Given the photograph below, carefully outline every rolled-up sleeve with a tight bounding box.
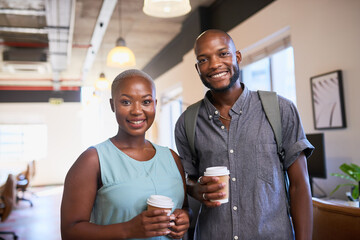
[280,96,314,169]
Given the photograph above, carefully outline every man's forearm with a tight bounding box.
[290,182,313,240]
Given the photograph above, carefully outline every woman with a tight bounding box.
[61,69,190,239]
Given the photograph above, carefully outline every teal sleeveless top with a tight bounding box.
[90,139,184,240]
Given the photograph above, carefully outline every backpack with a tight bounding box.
[183,90,292,231]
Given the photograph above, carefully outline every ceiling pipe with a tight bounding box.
[0,41,91,48]
[0,26,48,34]
[0,9,46,16]
[0,77,81,83]
[81,0,117,83]
[0,41,49,48]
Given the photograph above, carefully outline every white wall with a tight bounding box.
[0,103,81,185]
[0,91,117,186]
[155,0,360,199]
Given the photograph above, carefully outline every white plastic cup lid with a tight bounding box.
[147,195,174,209]
[204,166,230,176]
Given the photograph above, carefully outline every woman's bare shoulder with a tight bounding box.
[66,147,100,179]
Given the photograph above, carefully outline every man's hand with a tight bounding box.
[192,176,226,208]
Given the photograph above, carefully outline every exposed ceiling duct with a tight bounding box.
[45,0,75,90]
[0,0,48,78]
[0,0,75,90]
[0,0,217,90]
[0,0,115,89]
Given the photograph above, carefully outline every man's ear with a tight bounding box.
[110,98,115,112]
[195,63,201,76]
[236,50,242,65]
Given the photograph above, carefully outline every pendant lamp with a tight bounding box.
[95,72,110,90]
[107,37,136,67]
[107,0,136,67]
[143,0,191,18]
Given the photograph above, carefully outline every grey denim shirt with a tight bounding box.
[175,84,314,240]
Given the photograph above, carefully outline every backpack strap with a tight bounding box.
[184,100,202,165]
[258,90,292,232]
[257,90,285,160]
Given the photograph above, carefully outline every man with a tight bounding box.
[175,29,314,240]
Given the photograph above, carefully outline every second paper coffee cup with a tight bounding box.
[147,195,174,213]
[204,166,230,204]
[147,195,174,232]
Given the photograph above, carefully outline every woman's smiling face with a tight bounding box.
[110,75,156,137]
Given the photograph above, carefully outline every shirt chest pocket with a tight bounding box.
[256,144,278,185]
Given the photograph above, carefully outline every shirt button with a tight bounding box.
[233,206,238,211]
[234,236,239,240]
[230,149,234,153]
[214,110,219,115]
[232,177,236,182]
[221,126,225,130]
[209,115,213,119]
[239,110,243,114]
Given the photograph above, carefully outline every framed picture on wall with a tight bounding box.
[310,70,346,130]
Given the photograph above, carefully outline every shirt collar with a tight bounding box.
[203,82,250,118]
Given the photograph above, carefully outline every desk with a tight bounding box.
[321,197,360,208]
[312,197,360,240]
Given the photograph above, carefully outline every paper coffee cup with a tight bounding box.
[147,195,174,232]
[204,166,230,204]
[147,195,174,213]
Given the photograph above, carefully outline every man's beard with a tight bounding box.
[200,65,240,92]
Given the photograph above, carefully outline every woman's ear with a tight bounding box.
[110,98,115,112]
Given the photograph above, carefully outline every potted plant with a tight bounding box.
[330,163,360,206]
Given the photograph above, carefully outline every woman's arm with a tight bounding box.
[169,149,190,239]
[288,152,313,240]
[61,148,174,240]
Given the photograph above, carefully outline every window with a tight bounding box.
[242,57,271,91]
[157,87,182,151]
[240,30,296,104]
[0,124,47,161]
[271,47,296,103]
[241,46,296,104]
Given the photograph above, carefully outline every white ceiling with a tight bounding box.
[0,0,215,89]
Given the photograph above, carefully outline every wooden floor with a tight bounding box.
[0,186,63,240]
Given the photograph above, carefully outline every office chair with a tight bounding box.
[16,160,36,207]
[0,174,18,240]
[312,197,360,240]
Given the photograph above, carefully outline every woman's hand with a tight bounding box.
[168,208,190,239]
[125,209,176,239]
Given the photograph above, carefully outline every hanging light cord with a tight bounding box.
[119,0,122,38]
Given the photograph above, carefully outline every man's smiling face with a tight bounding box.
[194,30,241,92]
